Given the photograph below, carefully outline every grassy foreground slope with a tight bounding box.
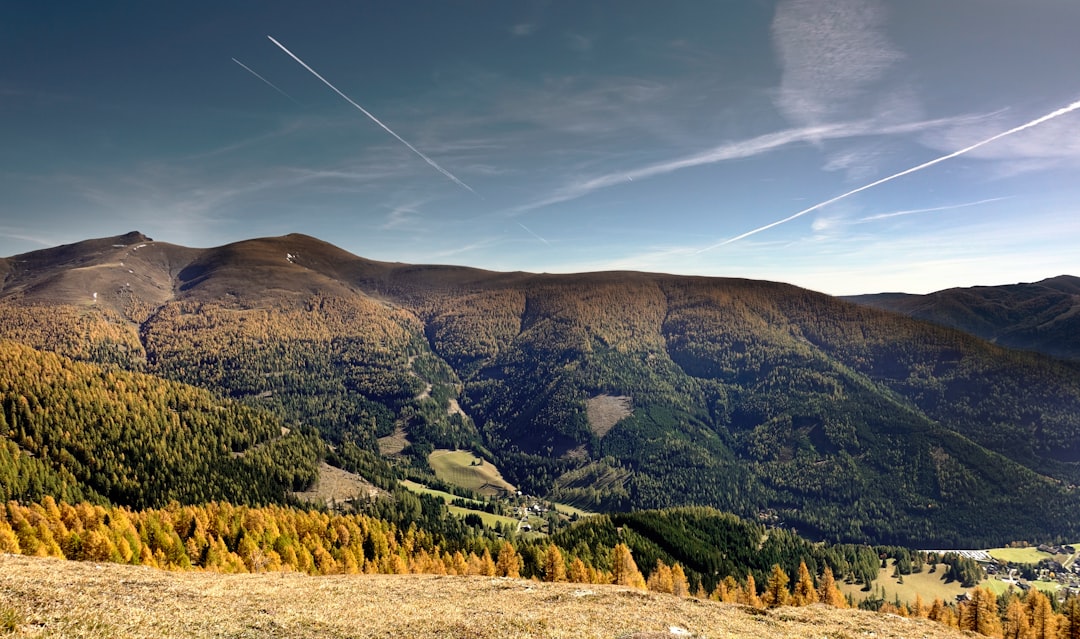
[0,554,966,639]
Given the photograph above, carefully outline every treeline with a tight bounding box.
[10,496,1076,638]
[0,340,319,508]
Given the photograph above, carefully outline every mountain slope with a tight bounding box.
[845,276,1080,361]
[0,554,968,639]
[4,233,1080,546]
[0,340,319,507]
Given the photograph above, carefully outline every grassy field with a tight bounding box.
[551,502,594,518]
[983,578,1060,596]
[987,547,1056,564]
[839,563,968,606]
[0,554,971,639]
[400,480,520,530]
[428,449,516,496]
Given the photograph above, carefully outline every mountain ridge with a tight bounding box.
[4,231,1080,546]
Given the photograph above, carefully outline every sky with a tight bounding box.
[2,1,1080,295]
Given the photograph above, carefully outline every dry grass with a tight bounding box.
[839,563,967,606]
[585,394,632,438]
[0,554,970,639]
[376,425,410,456]
[292,461,380,506]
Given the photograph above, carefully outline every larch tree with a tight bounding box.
[647,559,674,594]
[495,542,521,578]
[1026,589,1056,639]
[610,543,646,589]
[743,573,762,609]
[763,564,791,608]
[817,566,846,608]
[543,544,566,582]
[1002,598,1032,639]
[1060,597,1080,639]
[959,587,1003,638]
[792,560,818,606]
[671,563,690,597]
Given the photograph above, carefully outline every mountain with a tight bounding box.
[845,276,1080,361]
[4,232,1080,547]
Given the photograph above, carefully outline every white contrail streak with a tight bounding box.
[232,58,299,104]
[701,98,1080,252]
[517,222,550,245]
[267,35,476,194]
[859,196,1009,222]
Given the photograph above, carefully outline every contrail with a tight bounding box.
[859,196,1009,222]
[267,35,476,194]
[232,58,299,104]
[701,98,1080,251]
[517,222,550,245]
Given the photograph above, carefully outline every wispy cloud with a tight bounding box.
[510,113,984,215]
[511,23,536,37]
[701,98,1080,250]
[926,109,1080,175]
[0,227,56,250]
[772,0,904,130]
[380,198,432,230]
[858,197,1010,222]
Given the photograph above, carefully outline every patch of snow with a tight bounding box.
[668,626,692,636]
[286,252,297,264]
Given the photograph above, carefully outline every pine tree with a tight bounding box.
[479,548,496,576]
[793,560,818,606]
[764,564,791,608]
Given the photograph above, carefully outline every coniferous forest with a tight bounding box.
[4,233,1080,637]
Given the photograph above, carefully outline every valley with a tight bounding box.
[3,232,1080,637]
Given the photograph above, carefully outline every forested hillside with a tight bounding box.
[0,341,319,507]
[846,276,1080,361]
[3,232,1080,546]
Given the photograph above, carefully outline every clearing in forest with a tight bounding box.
[586,394,632,438]
[428,449,516,496]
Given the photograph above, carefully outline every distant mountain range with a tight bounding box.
[3,231,1080,547]
[845,276,1080,362]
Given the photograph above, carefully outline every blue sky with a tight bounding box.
[2,1,1079,294]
